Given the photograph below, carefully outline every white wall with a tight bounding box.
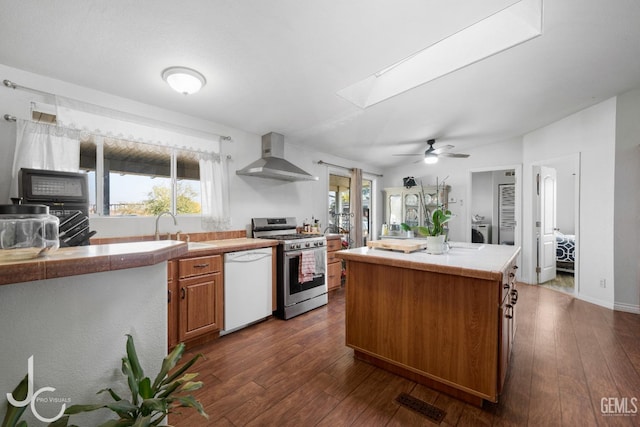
[0,264,166,425]
[614,89,640,313]
[523,98,617,308]
[0,64,381,238]
[471,171,493,224]
[383,137,523,243]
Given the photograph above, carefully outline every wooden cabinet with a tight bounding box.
[341,249,520,405]
[169,255,223,344]
[384,185,450,229]
[326,236,343,291]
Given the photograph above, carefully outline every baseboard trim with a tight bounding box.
[614,302,640,314]
[576,293,614,310]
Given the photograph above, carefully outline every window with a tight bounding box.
[80,138,201,216]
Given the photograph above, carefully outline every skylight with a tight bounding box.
[337,0,543,108]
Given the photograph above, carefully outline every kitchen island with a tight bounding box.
[336,242,520,406]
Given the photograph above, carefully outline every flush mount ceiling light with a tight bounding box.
[162,67,206,95]
[338,0,543,108]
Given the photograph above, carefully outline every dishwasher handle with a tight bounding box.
[226,251,272,263]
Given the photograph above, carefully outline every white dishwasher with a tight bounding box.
[222,248,273,334]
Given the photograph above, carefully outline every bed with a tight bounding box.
[556,232,575,273]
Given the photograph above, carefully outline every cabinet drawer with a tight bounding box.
[327,238,342,252]
[179,255,221,279]
[327,250,341,264]
[327,261,342,291]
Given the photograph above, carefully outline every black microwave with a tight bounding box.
[19,168,89,204]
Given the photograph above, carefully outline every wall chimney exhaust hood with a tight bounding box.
[236,132,318,182]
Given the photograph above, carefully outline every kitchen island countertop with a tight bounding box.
[336,242,519,281]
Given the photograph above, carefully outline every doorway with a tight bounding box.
[534,155,579,294]
[328,173,372,247]
[468,165,521,247]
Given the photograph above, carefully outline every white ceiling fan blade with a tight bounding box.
[392,153,423,156]
[439,152,470,158]
[432,144,455,154]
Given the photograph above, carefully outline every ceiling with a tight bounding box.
[1,1,640,169]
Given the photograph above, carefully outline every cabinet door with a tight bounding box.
[388,193,402,225]
[178,272,222,342]
[404,193,420,227]
[327,261,342,291]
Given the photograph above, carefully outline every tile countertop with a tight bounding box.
[0,238,278,287]
[336,242,520,281]
[178,238,279,258]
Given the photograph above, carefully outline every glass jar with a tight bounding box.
[0,204,59,261]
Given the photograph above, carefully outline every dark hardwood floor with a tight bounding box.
[171,284,640,426]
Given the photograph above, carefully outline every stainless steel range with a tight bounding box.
[252,217,328,319]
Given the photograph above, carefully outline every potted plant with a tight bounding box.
[399,223,414,238]
[63,335,206,426]
[417,209,453,254]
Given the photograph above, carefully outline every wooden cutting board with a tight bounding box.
[367,239,428,253]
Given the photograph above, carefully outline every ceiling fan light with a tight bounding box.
[162,67,206,95]
[424,154,438,164]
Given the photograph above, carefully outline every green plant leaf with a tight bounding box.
[156,381,181,400]
[97,388,123,402]
[140,398,167,415]
[131,415,152,427]
[125,335,145,382]
[121,358,139,406]
[151,343,185,391]
[47,415,75,427]
[179,381,204,393]
[1,374,28,427]
[416,226,430,236]
[138,378,152,400]
[173,396,208,419]
[64,404,108,414]
[97,419,134,427]
[160,373,198,390]
[161,353,203,388]
[15,422,26,427]
[105,400,138,416]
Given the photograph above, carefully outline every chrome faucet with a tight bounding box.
[155,211,178,240]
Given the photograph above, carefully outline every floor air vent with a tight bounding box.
[395,392,446,423]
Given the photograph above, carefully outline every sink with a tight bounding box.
[187,242,217,250]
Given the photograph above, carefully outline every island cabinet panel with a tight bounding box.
[345,260,502,404]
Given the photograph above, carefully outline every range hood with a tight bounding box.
[236,132,318,182]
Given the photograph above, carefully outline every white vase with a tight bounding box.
[426,235,448,254]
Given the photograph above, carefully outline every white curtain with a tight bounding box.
[200,148,231,231]
[350,168,364,247]
[55,97,217,153]
[10,119,81,198]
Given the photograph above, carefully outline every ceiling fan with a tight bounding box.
[393,139,470,164]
